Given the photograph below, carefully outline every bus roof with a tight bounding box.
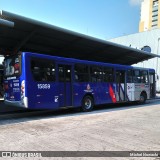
[0,10,159,65]
[24,52,155,71]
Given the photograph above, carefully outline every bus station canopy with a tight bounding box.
[0,10,159,65]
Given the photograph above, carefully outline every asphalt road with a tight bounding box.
[0,100,159,160]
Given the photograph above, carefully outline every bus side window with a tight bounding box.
[44,67,56,81]
[127,70,133,83]
[32,67,42,81]
[74,64,89,82]
[140,70,148,83]
[31,59,55,82]
[133,70,140,83]
[103,67,114,82]
[58,66,64,82]
[90,66,103,82]
[65,66,71,82]
[150,75,154,84]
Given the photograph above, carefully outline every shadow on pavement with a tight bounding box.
[0,99,160,126]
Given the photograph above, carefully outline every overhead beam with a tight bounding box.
[0,18,14,28]
[14,30,36,53]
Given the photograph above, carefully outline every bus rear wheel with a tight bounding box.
[81,96,94,112]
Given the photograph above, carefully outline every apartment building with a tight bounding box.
[139,0,160,32]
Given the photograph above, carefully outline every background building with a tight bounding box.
[139,0,160,32]
[109,29,160,91]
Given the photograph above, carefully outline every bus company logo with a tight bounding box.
[84,84,93,92]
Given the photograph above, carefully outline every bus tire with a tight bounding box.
[139,92,147,104]
[81,95,94,112]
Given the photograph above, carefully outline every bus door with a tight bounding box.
[116,70,127,101]
[149,71,156,98]
[58,64,73,107]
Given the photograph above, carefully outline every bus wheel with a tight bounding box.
[81,96,94,112]
[139,92,147,104]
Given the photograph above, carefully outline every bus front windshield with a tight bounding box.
[4,55,21,77]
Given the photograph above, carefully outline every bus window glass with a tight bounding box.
[66,66,71,82]
[127,70,133,83]
[90,66,103,82]
[150,75,154,84]
[74,64,89,82]
[31,59,55,82]
[4,55,21,77]
[141,70,148,83]
[116,71,125,83]
[103,67,114,82]
[58,65,71,82]
[133,70,140,83]
[58,66,64,82]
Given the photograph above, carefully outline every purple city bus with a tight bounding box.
[3,52,156,111]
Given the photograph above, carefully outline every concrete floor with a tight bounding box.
[0,100,160,160]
